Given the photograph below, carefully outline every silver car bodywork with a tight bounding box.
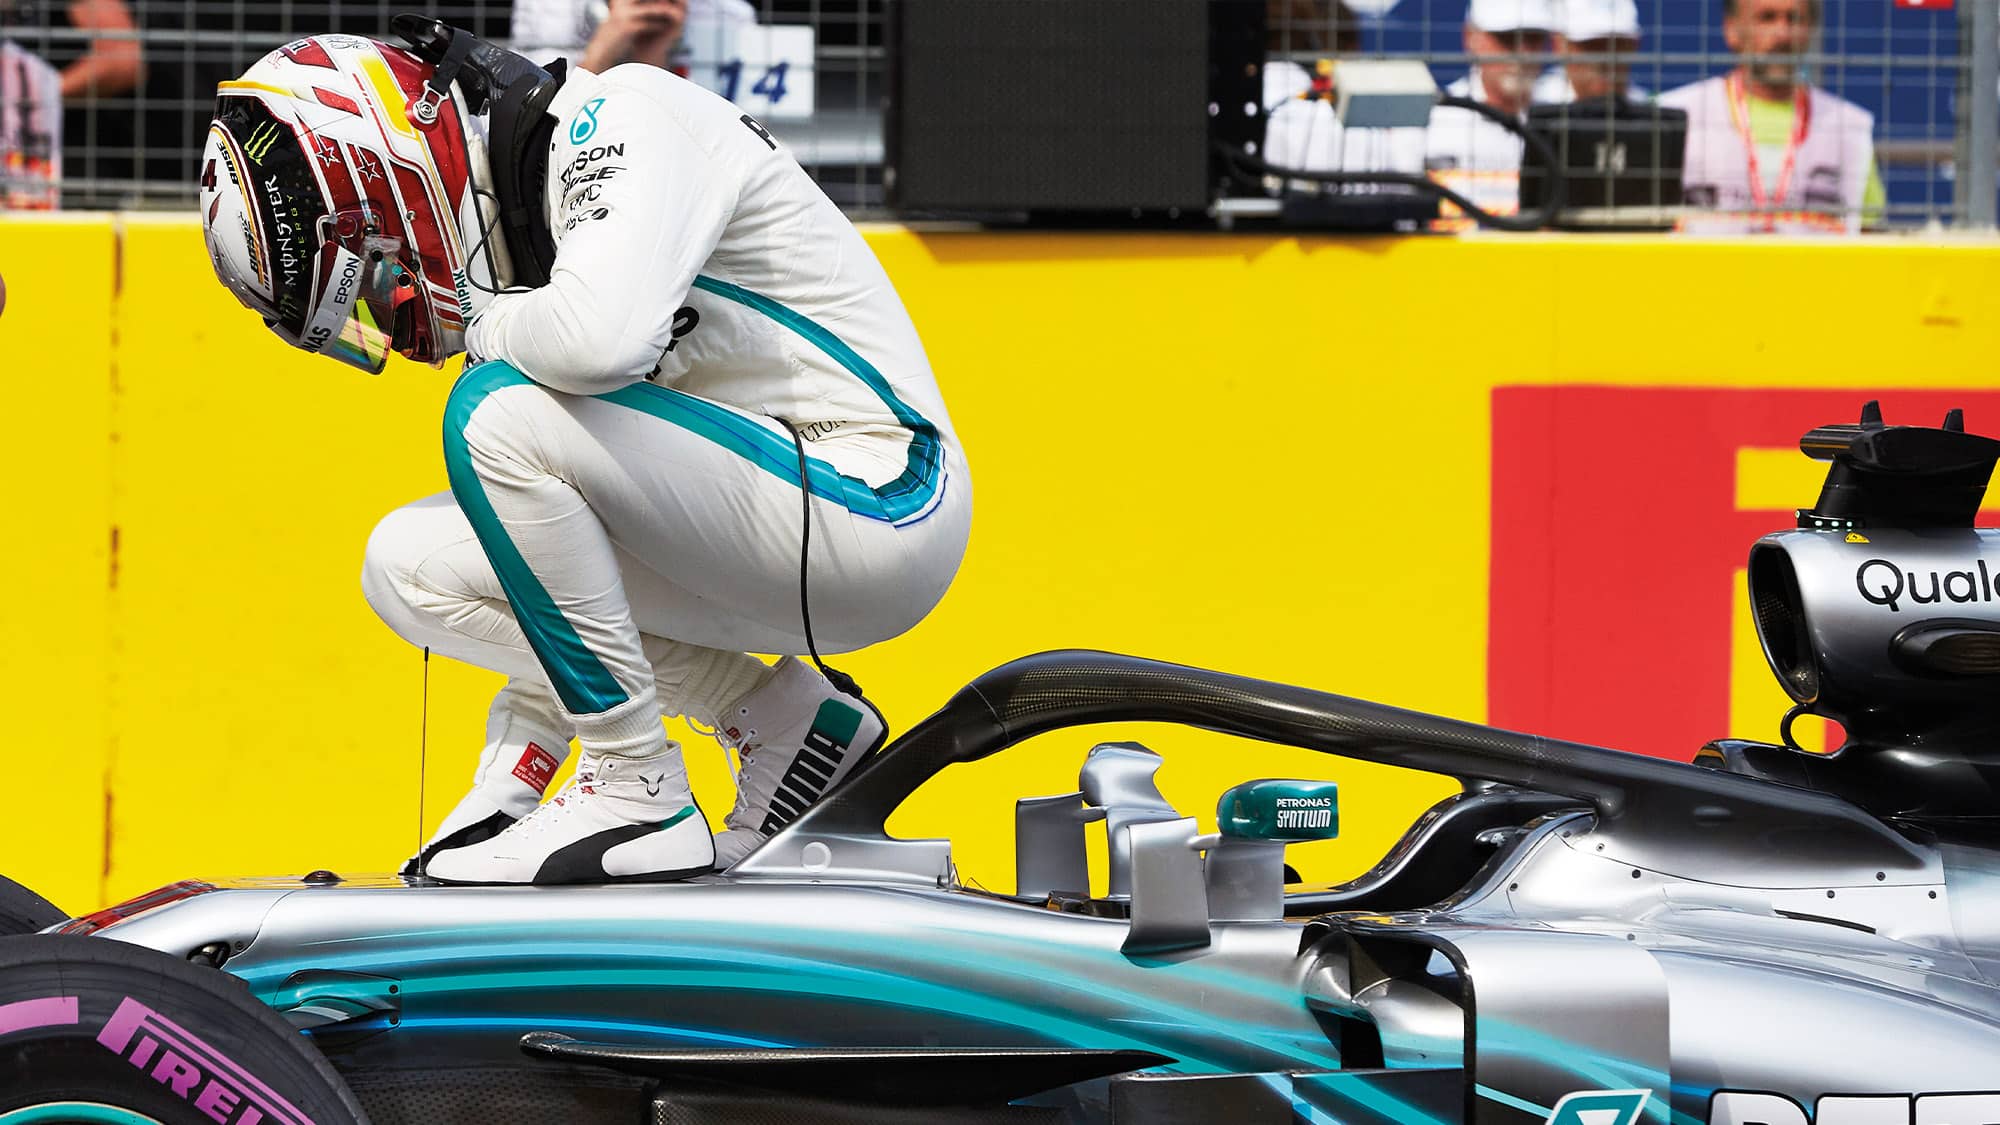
[64,407,2000,1125]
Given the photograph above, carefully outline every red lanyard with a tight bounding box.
[1726,71,1811,227]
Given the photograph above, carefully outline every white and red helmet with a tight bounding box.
[199,35,490,372]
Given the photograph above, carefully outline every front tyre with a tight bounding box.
[0,935,365,1124]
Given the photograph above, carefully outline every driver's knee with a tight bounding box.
[360,496,478,644]
[445,362,573,491]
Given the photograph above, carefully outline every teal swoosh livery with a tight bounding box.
[233,915,1344,1079]
[1478,1019,1673,1123]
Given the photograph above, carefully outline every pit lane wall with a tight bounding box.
[5,214,1998,912]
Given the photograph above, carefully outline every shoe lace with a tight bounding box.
[690,707,760,779]
[509,767,597,838]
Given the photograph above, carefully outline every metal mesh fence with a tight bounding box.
[2,2,509,209]
[0,0,885,211]
[1265,0,1986,231]
[0,0,1989,229]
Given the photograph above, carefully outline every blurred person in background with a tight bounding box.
[1263,0,1425,178]
[0,0,141,99]
[1659,0,1881,233]
[1531,0,1648,105]
[513,0,755,74]
[9,5,516,207]
[1,0,138,205]
[1425,0,1554,222]
[0,33,62,207]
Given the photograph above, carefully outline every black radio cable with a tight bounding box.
[780,418,861,699]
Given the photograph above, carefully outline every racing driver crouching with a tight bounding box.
[195,21,970,883]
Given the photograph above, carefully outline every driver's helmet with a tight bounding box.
[199,35,485,373]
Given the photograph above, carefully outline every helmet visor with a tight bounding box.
[310,294,395,374]
[326,205,432,364]
[294,244,394,374]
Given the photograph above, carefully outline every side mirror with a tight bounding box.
[1218,779,1341,842]
[1207,780,1340,923]
[1122,779,1342,953]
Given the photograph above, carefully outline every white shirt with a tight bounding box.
[0,39,59,209]
[1657,75,1876,234]
[510,0,604,61]
[1424,72,1528,218]
[1529,68,1649,106]
[1425,72,1525,173]
[467,65,961,468]
[1262,61,1426,177]
[510,0,756,69]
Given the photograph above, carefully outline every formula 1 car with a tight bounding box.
[5,403,2000,1125]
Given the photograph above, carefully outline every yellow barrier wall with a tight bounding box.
[2,216,1997,913]
[0,216,112,904]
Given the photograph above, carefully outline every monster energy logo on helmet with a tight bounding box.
[243,121,283,164]
[211,96,320,339]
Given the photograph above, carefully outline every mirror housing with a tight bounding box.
[1126,779,1344,948]
[1201,779,1340,924]
[1218,779,1341,842]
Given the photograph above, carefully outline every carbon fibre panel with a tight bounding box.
[521,1034,1171,1105]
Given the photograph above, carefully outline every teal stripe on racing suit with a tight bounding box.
[443,362,630,716]
[443,288,942,714]
[688,274,944,525]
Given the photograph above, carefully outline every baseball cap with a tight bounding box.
[1466,0,1556,33]
[1559,0,1640,42]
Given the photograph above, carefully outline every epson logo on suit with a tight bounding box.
[559,143,624,188]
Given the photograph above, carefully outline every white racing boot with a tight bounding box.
[712,658,886,867]
[424,745,714,884]
[402,683,572,878]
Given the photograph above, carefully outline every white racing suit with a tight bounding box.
[361,62,971,774]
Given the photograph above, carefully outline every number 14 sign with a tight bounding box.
[684,24,816,121]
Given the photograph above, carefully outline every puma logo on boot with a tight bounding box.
[758,700,864,834]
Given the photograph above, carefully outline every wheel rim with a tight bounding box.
[0,1105,165,1125]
